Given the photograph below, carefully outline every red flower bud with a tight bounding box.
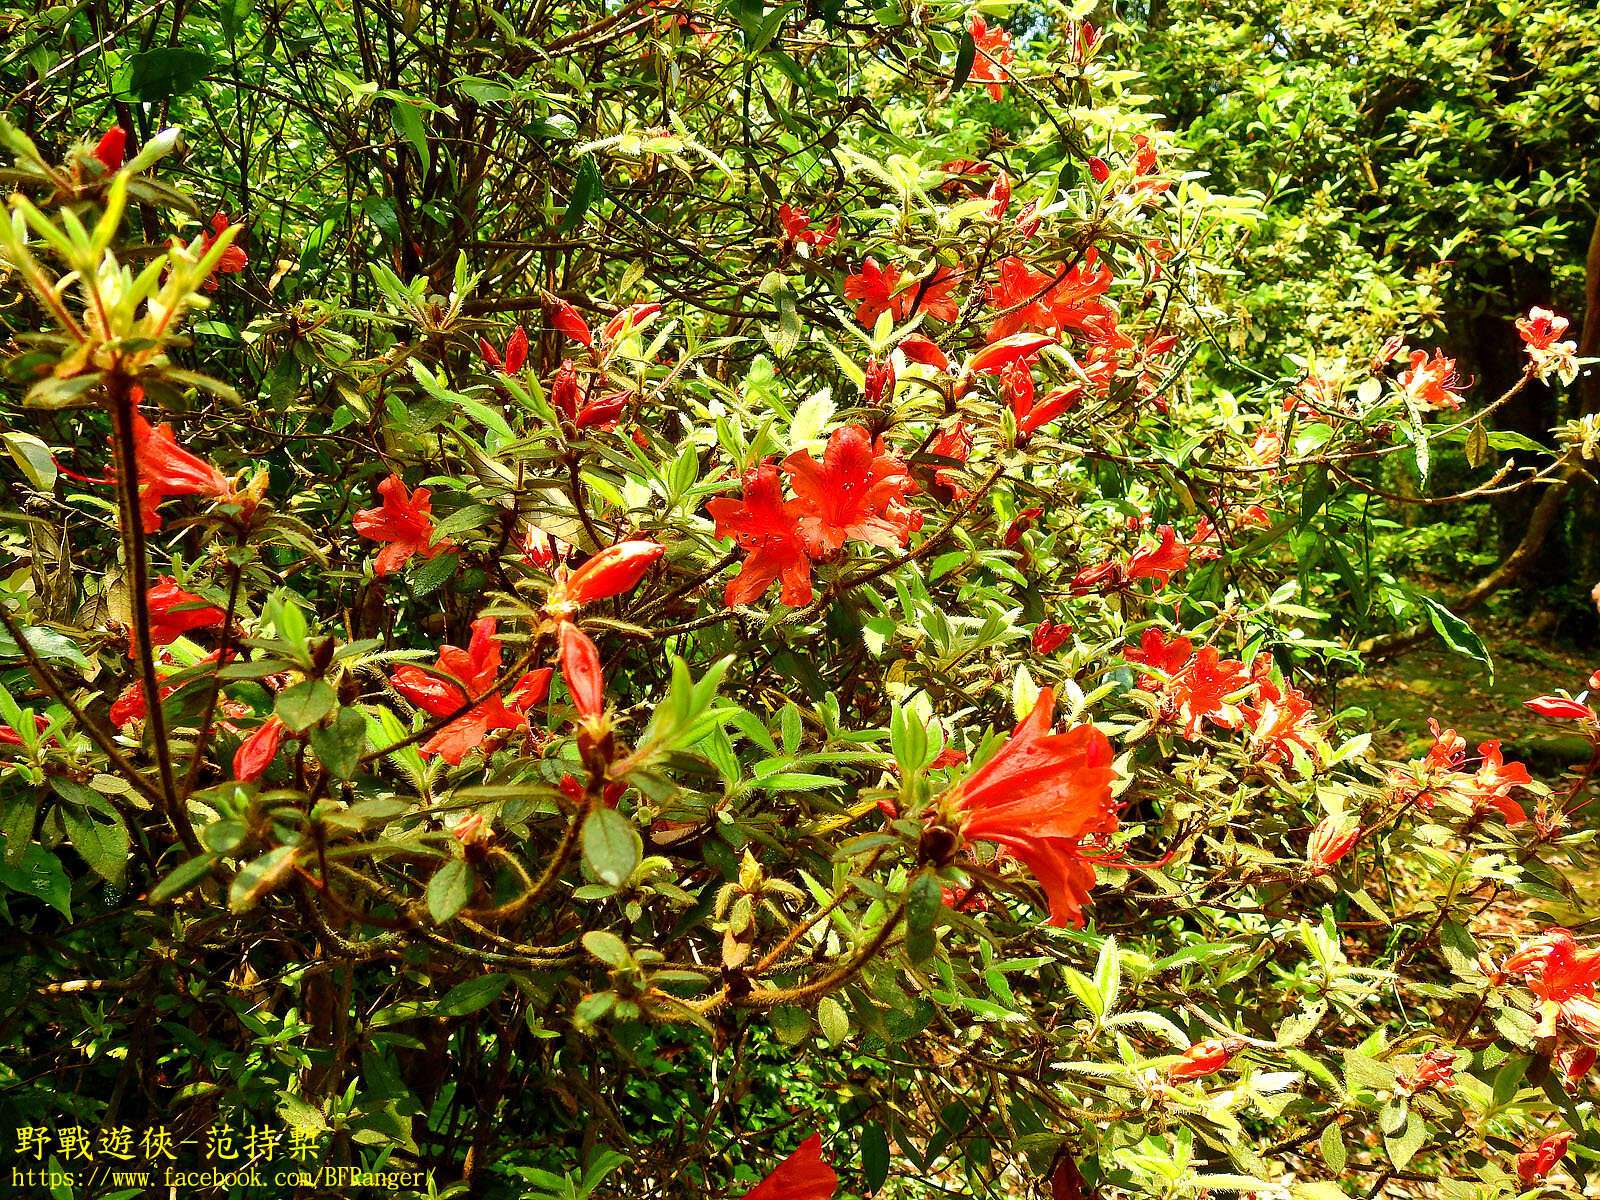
[555,540,665,610]
[504,325,529,375]
[603,302,662,344]
[898,334,951,372]
[558,621,605,719]
[1306,814,1361,873]
[863,357,896,406]
[552,301,594,348]
[1167,1036,1247,1081]
[1524,695,1594,721]
[1557,1045,1595,1090]
[233,717,285,782]
[94,126,128,172]
[1088,156,1110,184]
[478,337,502,370]
[962,332,1058,379]
[550,359,581,420]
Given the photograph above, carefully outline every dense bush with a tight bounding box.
[0,2,1597,1197]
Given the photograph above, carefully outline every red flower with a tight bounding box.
[552,302,594,348]
[1466,741,1532,824]
[1516,1131,1574,1187]
[1128,134,1170,198]
[1517,307,1570,350]
[1122,628,1194,690]
[94,126,127,171]
[1126,524,1189,587]
[234,717,285,782]
[739,1134,836,1200]
[778,205,839,251]
[391,618,550,765]
[783,425,922,554]
[986,171,1011,219]
[707,460,816,607]
[986,251,1113,342]
[140,577,224,655]
[547,540,665,615]
[968,16,1015,102]
[843,259,962,326]
[1397,349,1464,411]
[927,422,973,501]
[198,212,248,290]
[131,414,236,533]
[1525,695,1595,722]
[1397,1048,1458,1096]
[898,334,951,372]
[1032,620,1073,655]
[1244,675,1321,765]
[1166,646,1252,738]
[943,688,1119,928]
[1305,814,1360,874]
[558,621,605,720]
[0,714,52,746]
[353,474,456,577]
[1167,1036,1247,1082]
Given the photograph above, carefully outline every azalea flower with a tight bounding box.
[1126,524,1189,587]
[940,688,1119,928]
[1167,1036,1247,1082]
[843,258,962,326]
[198,212,248,291]
[1515,307,1579,383]
[1128,134,1171,198]
[1396,1048,1457,1096]
[1502,928,1600,1040]
[707,460,816,606]
[390,618,551,765]
[1164,646,1252,738]
[353,474,456,577]
[1122,628,1195,689]
[1244,674,1321,766]
[782,425,922,554]
[139,577,225,656]
[926,421,973,502]
[1397,349,1464,411]
[557,621,605,720]
[1032,620,1072,655]
[131,414,238,532]
[985,251,1113,342]
[778,204,839,252]
[1516,1131,1574,1187]
[739,1134,836,1200]
[968,15,1015,102]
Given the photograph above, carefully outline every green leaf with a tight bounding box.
[582,807,640,887]
[0,625,89,667]
[408,550,460,597]
[113,47,216,102]
[60,803,128,885]
[275,679,336,733]
[436,973,509,1016]
[427,860,473,923]
[1384,1111,1427,1170]
[951,29,976,89]
[818,995,850,1047]
[861,1121,890,1193]
[308,708,367,780]
[4,431,57,489]
[559,158,603,231]
[583,930,632,968]
[0,844,71,918]
[906,870,943,935]
[1416,594,1491,670]
[149,854,216,902]
[1319,1121,1347,1173]
[390,101,431,175]
[229,845,299,912]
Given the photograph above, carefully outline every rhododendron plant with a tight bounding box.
[1,8,1596,1198]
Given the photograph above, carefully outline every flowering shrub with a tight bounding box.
[0,4,1597,1198]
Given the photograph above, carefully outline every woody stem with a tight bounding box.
[108,370,200,854]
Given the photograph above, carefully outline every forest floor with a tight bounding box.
[1335,617,1597,772]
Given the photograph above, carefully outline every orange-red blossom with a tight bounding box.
[937,688,1119,928]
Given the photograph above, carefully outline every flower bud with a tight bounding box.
[1516,1131,1573,1187]
[550,359,580,420]
[558,621,605,720]
[552,301,594,348]
[863,357,896,406]
[1088,156,1110,184]
[234,717,285,783]
[1306,814,1360,874]
[1524,695,1595,722]
[553,540,665,611]
[94,126,128,172]
[1168,1036,1247,1081]
[504,325,529,375]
